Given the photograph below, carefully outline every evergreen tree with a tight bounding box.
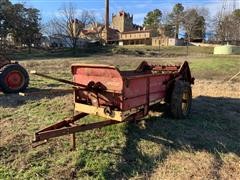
[143,9,162,36]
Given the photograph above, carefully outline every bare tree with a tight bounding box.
[214,13,230,43]
[48,3,95,51]
[182,8,206,42]
[214,9,240,44]
[87,14,105,43]
[232,10,240,43]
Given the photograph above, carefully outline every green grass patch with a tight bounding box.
[189,55,240,80]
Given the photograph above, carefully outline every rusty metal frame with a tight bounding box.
[32,111,144,149]
[30,71,88,88]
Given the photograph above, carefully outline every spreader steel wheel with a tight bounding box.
[0,64,29,93]
[170,80,192,119]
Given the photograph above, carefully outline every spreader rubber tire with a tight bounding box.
[170,80,192,119]
[0,63,29,93]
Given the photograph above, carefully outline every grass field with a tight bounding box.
[1,47,240,179]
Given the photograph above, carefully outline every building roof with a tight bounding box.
[121,30,151,34]
[82,29,98,35]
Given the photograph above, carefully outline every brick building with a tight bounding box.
[69,7,180,46]
[119,30,152,45]
[112,11,134,32]
[108,10,155,45]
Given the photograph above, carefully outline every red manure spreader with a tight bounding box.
[0,55,29,93]
[31,61,194,149]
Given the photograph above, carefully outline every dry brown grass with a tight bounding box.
[193,80,240,98]
[150,80,240,179]
[151,151,240,180]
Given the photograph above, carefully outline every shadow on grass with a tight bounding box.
[102,96,240,178]
[0,88,72,108]
[6,46,114,61]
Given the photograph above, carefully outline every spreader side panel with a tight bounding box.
[71,64,123,93]
[122,74,172,110]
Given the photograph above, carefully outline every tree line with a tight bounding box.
[143,3,240,44]
[214,9,240,44]
[1,0,240,54]
[0,0,41,53]
[143,4,206,41]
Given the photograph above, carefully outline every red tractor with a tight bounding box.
[0,55,29,93]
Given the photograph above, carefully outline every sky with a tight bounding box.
[10,0,240,25]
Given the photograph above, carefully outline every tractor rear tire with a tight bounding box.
[170,80,192,119]
[0,63,29,93]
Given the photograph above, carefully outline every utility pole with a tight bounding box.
[105,0,109,43]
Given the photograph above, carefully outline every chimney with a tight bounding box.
[105,0,109,41]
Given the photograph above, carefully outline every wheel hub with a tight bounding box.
[182,90,190,116]
[4,71,24,89]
